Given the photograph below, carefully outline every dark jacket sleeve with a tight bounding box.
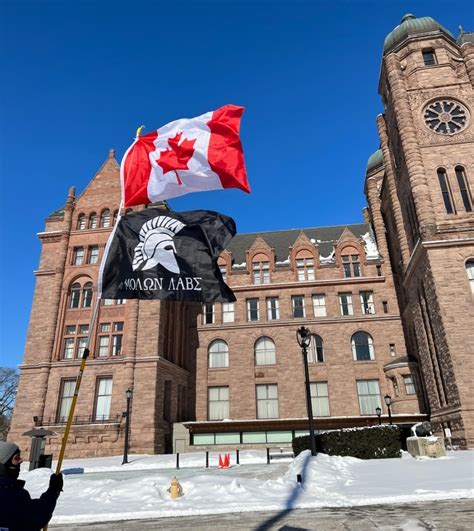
[0,484,60,531]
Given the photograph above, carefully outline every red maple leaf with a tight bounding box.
[157,132,196,177]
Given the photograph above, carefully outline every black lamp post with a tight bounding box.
[375,406,382,425]
[296,326,317,456]
[384,394,392,425]
[122,388,133,465]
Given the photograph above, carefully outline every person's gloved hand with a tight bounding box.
[49,472,63,492]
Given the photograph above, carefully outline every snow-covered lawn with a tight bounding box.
[20,449,474,525]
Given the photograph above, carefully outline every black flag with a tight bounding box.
[99,209,236,302]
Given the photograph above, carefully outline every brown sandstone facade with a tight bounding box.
[9,13,473,456]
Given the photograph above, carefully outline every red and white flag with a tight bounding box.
[122,104,250,207]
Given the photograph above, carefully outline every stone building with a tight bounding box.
[364,14,474,447]
[9,13,474,455]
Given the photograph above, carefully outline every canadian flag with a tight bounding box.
[122,104,250,207]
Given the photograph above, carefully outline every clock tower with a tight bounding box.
[365,15,474,446]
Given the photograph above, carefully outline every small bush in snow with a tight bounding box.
[292,425,401,459]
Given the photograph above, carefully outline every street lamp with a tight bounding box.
[375,406,382,425]
[384,394,392,425]
[296,326,317,456]
[122,388,133,465]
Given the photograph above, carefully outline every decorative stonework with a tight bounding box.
[422,99,469,135]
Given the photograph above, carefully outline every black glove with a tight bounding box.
[49,472,63,492]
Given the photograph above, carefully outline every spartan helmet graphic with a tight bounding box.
[132,216,185,273]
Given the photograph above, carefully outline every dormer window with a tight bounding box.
[422,48,436,66]
[342,254,361,278]
[295,251,315,281]
[252,259,270,284]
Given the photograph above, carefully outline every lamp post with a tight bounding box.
[296,326,317,456]
[384,394,392,425]
[375,406,382,425]
[122,388,133,465]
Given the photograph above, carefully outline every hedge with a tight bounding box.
[292,425,402,459]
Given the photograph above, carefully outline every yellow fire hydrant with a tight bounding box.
[167,477,183,499]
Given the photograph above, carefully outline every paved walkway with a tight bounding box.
[50,499,474,530]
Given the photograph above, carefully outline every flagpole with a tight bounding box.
[42,294,101,531]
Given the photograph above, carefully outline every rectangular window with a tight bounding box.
[312,294,327,317]
[339,292,353,315]
[292,295,305,318]
[403,375,416,395]
[88,245,99,264]
[266,297,280,320]
[112,334,122,356]
[100,323,111,333]
[253,261,270,285]
[63,338,75,359]
[222,302,235,323]
[342,255,360,277]
[94,377,112,420]
[219,264,227,281]
[78,324,89,334]
[310,382,330,417]
[57,379,76,422]
[247,298,260,321]
[256,384,279,419]
[208,386,229,420]
[389,343,396,357]
[357,380,382,416]
[103,298,114,306]
[202,303,214,324]
[382,300,388,314]
[296,258,315,281]
[116,299,126,305]
[360,291,375,315]
[376,265,382,277]
[76,336,87,357]
[73,247,84,265]
[65,325,76,335]
[422,48,436,66]
[98,336,110,357]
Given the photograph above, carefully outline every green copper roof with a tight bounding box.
[384,14,454,54]
[366,149,383,172]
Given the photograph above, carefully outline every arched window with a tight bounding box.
[89,212,98,229]
[82,282,93,308]
[295,250,315,281]
[77,214,86,230]
[208,340,229,368]
[455,166,472,212]
[437,168,455,214]
[351,332,375,361]
[100,209,111,228]
[308,334,324,363]
[69,283,81,308]
[466,260,474,295]
[255,337,276,365]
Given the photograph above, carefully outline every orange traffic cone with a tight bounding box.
[224,453,230,468]
[218,454,224,468]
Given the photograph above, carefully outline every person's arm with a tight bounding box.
[19,474,63,529]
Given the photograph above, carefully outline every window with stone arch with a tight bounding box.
[351,331,375,361]
[77,214,86,230]
[454,166,473,212]
[295,249,315,281]
[67,279,94,309]
[252,253,270,285]
[208,339,229,369]
[89,212,98,229]
[100,209,111,228]
[466,260,474,295]
[341,246,361,278]
[255,336,276,366]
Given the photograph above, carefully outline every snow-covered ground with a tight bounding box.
[19,449,474,525]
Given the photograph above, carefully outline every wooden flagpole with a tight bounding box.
[43,298,100,530]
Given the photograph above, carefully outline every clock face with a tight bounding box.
[423,99,469,135]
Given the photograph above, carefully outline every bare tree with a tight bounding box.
[0,367,19,440]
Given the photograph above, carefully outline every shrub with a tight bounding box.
[292,425,402,459]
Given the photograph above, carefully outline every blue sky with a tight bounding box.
[1,0,472,368]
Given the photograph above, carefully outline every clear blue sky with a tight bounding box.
[1,0,472,368]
